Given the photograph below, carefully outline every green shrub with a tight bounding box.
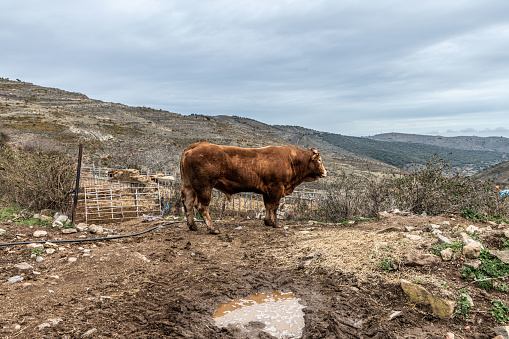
[490,300,509,323]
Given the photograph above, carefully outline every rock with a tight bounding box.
[400,279,455,319]
[493,336,505,339]
[404,226,415,232]
[404,253,440,266]
[7,276,23,283]
[52,220,63,228]
[55,215,68,223]
[234,226,243,230]
[440,248,454,261]
[459,232,474,245]
[33,230,48,238]
[466,225,480,233]
[463,259,482,269]
[378,211,391,218]
[14,262,33,270]
[82,328,98,337]
[437,235,453,245]
[424,224,441,232]
[504,229,509,239]
[76,223,88,232]
[388,311,403,320]
[26,243,44,249]
[0,228,5,234]
[489,250,509,264]
[62,228,77,234]
[463,241,482,259]
[494,326,509,338]
[36,256,44,262]
[446,333,454,339]
[89,224,103,234]
[68,257,78,262]
[46,248,56,255]
[432,229,442,235]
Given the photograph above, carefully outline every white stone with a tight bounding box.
[33,230,48,238]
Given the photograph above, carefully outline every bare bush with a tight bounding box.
[310,156,508,223]
[0,136,75,213]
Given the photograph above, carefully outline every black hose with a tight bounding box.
[0,219,195,247]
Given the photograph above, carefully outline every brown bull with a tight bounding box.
[180,141,327,234]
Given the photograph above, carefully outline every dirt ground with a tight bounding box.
[1,212,508,338]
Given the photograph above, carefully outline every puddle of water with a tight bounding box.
[212,291,305,338]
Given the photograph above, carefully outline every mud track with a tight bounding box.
[0,215,504,338]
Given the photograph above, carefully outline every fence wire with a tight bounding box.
[78,166,327,223]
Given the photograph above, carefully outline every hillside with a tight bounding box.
[474,161,509,189]
[1,78,506,178]
[370,132,509,153]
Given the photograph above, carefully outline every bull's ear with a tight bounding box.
[310,148,320,160]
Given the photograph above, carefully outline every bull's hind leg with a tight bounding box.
[181,186,198,231]
[263,196,281,228]
[196,188,220,234]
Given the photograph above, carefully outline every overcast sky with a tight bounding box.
[2,0,509,137]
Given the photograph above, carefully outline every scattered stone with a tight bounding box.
[62,228,77,234]
[404,226,415,232]
[26,243,44,249]
[44,242,57,247]
[400,279,455,319]
[490,250,509,264]
[459,232,475,246]
[440,248,454,261]
[68,257,78,263]
[37,323,51,331]
[378,211,391,218]
[466,225,480,233]
[14,262,33,270]
[33,230,48,238]
[424,224,441,232]
[437,235,453,245]
[494,326,509,338]
[463,241,482,259]
[432,229,442,235]
[89,224,103,234]
[7,276,23,283]
[404,253,440,266]
[82,328,98,337]
[76,223,88,232]
[0,228,5,234]
[504,229,509,239]
[46,248,56,255]
[463,259,482,270]
[446,333,455,339]
[36,256,44,263]
[55,215,69,223]
[388,311,403,321]
[1,323,21,333]
[52,220,64,228]
[234,226,243,230]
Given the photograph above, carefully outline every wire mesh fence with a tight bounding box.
[77,166,327,223]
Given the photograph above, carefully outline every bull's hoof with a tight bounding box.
[264,219,276,227]
[209,229,220,235]
[272,224,282,228]
[188,224,198,231]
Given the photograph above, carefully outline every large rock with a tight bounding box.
[463,241,482,259]
[33,230,48,238]
[489,250,509,264]
[404,253,440,266]
[400,279,455,319]
[494,326,509,338]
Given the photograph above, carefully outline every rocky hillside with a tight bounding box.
[1,78,506,178]
[474,161,509,189]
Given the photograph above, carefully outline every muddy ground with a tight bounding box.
[1,212,508,338]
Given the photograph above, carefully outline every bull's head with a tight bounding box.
[305,148,327,181]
